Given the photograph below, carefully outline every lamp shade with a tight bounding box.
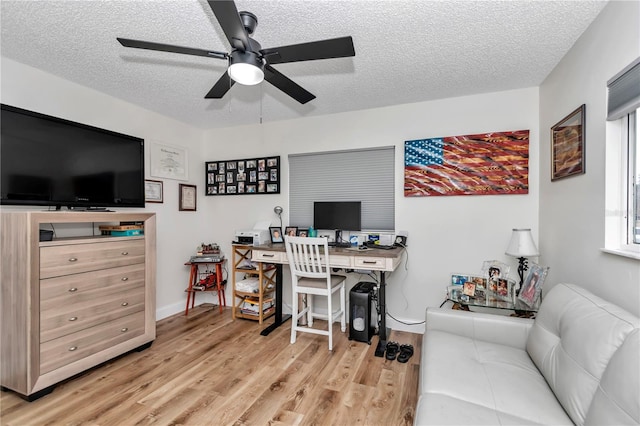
[505,228,539,257]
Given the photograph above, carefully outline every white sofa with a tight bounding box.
[415,283,639,425]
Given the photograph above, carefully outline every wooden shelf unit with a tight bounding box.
[0,211,156,400]
[231,244,276,324]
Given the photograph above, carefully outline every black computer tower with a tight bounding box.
[349,281,376,344]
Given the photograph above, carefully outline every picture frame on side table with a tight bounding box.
[518,264,549,307]
[144,179,163,203]
[551,104,586,181]
[179,184,197,211]
[270,227,284,243]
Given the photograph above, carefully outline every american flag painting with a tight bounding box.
[404,130,529,197]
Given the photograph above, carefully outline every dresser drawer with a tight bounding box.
[41,263,145,304]
[252,250,285,263]
[41,286,145,343]
[40,239,145,279]
[40,312,145,374]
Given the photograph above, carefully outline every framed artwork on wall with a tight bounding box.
[150,141,188,181]
[144,179,163,203]
[179,184,197,211]
[551,104,586,181]
[205,156,280,196]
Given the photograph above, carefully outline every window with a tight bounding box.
[605,58,640,257]
[289,146,395,230]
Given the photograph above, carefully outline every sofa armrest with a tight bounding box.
[426,307,534,350]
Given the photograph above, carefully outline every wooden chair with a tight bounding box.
[284,235,346,350]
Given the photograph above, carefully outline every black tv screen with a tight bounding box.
[1,104,145,209]
[313,201,361,231]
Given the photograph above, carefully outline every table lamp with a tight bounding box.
[505,228,539,294]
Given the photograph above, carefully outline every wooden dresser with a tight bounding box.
[0,211,156,400]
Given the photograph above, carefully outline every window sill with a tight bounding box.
[601,247,640,260]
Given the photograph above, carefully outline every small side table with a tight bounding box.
[442,293,538,318]
[184,259,226,315]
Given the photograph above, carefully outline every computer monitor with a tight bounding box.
[313,201,361,245]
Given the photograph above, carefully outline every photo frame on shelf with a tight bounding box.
[297,228,308,237]
[518,264,549,307]
[144,179,163,203]
[284,226,298,237]
[270,227,284,243]
[205,156,280,196]
[551,104,586,181]
[179,184,197,211]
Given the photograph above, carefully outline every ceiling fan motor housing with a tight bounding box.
[239,11,258,35]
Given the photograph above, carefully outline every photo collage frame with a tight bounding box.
[205,156,280,196]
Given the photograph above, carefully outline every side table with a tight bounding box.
[184,259,226,315]
[443,293,538,318]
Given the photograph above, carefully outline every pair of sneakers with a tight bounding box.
[385,341,414,363]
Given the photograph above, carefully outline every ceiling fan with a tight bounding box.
[117,0,355,104]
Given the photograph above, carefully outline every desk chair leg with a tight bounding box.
[290,289,299,345]
[340,286,346,332]
[307,294,314,327]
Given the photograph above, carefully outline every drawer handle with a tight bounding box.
[68,287,78,292]
[121,302,129,307]
[121,277,129,281]
[68,316,78,322]
[68,346,78,352]
[68,257,78,262]
[362,261,377,264]
[121,251,129,256]
[121,327,128,333]
[262,254,275,258]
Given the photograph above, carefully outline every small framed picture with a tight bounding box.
[451,274,470,286]
[297,228,308,237]
[285,226,298,237]
[144,179,163,203]
[551,104,586,181]
[179,184,197,211]
[518,264,549,307]
[463,282,476,297]
[270,226,284,243]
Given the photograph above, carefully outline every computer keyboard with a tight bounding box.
[364,242,396,250]
[329,242,352,248]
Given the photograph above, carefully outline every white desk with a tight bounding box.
[251,243,403,357]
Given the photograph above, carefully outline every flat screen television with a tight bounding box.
[314,201,361,245]
[1,104,145,209]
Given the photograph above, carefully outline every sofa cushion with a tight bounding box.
[415,393,566,425]
[585,328,640,425]
[421,329,573,424]
[526,283,639,425]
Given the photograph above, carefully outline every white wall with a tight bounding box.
[0,57,218,319]
[203,88,540,332]
[539,0,640,316]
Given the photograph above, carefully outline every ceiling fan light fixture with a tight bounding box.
[228,50,264,85]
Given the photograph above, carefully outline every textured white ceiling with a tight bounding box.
[1,0,607,130]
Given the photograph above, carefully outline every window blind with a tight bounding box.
[607,57,640,121]
[289,146,395,230]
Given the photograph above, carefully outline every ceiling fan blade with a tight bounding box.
[204,72,235,99]
[264,64,315,104]
[261,36,355,65]
[117,38,227,59]
[207,0,251,51]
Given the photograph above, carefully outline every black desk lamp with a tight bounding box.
[505,228,539,295]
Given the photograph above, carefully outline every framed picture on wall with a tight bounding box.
[551,104,586,181]
[144,179,163,203]
[179,184,197,211]
[205,156,280,196]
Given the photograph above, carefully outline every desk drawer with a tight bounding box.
[354,256,387,270]
[252,250,285,263]
[319,255,351,268]
[40,312,145,374]
[40,239,145,279]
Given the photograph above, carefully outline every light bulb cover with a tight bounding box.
[228,50,264,86]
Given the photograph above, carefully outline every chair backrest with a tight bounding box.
[284,236,331,281]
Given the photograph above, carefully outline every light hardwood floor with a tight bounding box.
[1,305,422,425]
